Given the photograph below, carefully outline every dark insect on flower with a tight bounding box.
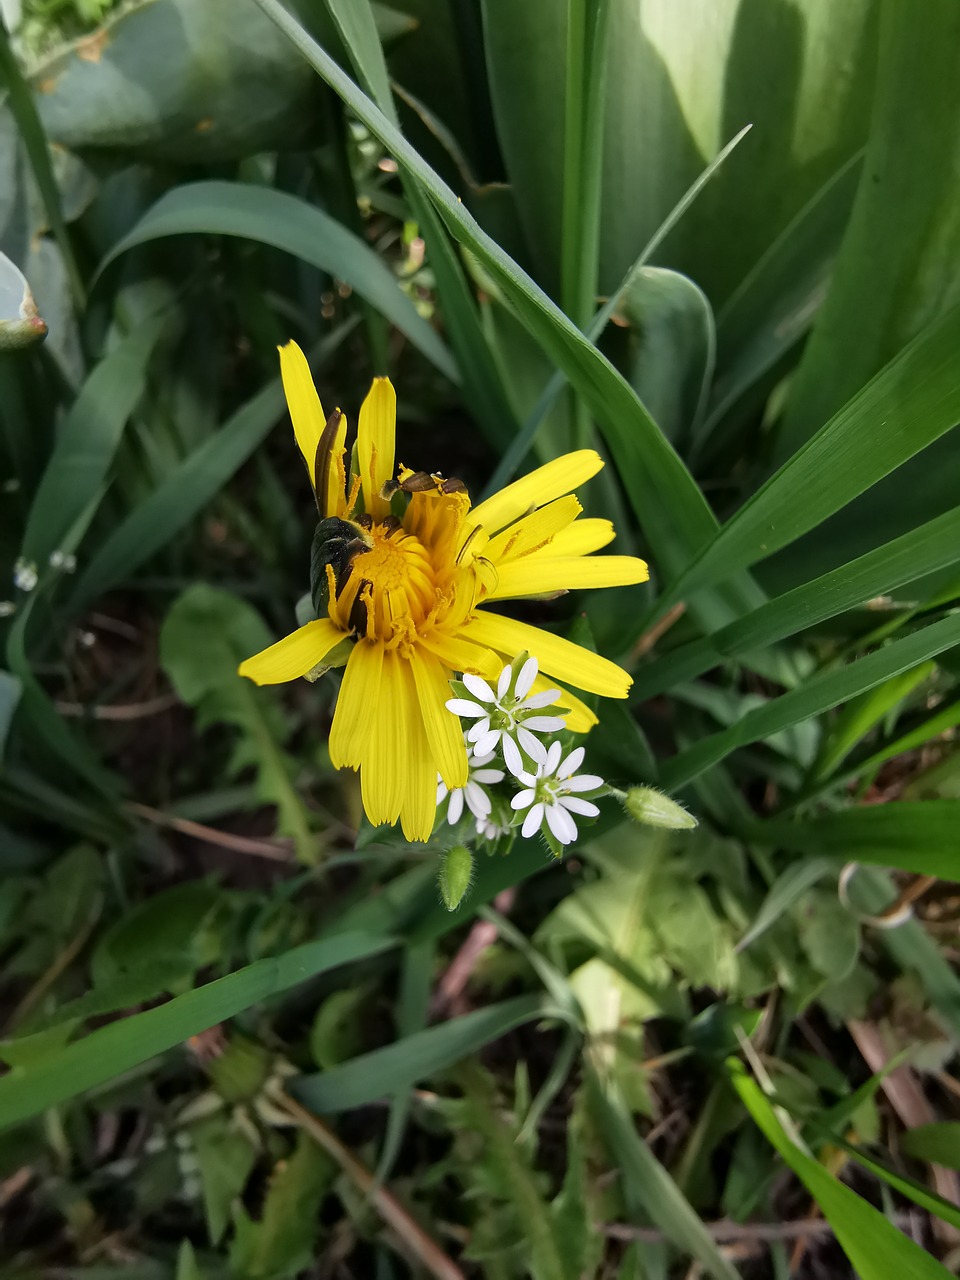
[309,516,371,617]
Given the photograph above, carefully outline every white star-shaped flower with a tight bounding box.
[445,657,565,775]
[436,739,505,826]
[510,742,603,846]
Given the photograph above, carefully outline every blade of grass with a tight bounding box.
[749,802,960,880]
[659,612,960,789]
[0,930,396,1132]
[322,0,520,449]
[730,1060,954,1279]
[98,182,457,384]
[651,302,960,620]
[632,503,960,699]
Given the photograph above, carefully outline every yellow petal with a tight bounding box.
[358,377,396,521]
[323,411,349,519]
[528,672,598,733]
[418,630,500,680]
[469,450,603,535]
[466,611,631,699]
[361,649,405,826]
[409,648,468,789]
[238,618,346,685]
[279,341,325,484]
[485,495,582,564]
[488,554,649,601]
[397,659,438,841]
[543,518,615,557]
[329,641,382,768]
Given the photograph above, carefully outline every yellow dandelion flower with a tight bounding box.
[239,341,649,842]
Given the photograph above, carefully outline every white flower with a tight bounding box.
[13,557,37,592]
[510,742,604,847]
[436,738,505,826]
[445,657,565,776]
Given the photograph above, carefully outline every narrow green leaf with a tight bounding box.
[0,930,395,1132]
[292,992,560,1113]
[660,613,960,789]
[585,1069,740,1280]
[751,802,960,881]
[99,181,458,383]
[736,857,835,953]
[0,669,21,758]
[730,1061,953,1280]
[659,303,960,612]
[633,503,960,700]
[901,1123,960,1172]
[22,315,168,567]
[812,662,935,781]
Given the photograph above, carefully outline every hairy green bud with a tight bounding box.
[438,845,474,911]
[623,787,697,831]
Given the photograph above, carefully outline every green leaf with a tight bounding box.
[159,585,315,860]
[99,180,457,382]
[229,1132,335,1278]
[0,928,395,1132]
[660,612,960,789]
[191,1114,257,1245]
[812,662,935,781]
[292,992,562,1113]
[175,1239,205,1280]
[752,802,960,880]
[736,857,834,953]
[21,313,168,567]
[901,1123,960,1172]
[0,669,21,758]
[633,503,960,700]
[90,881,224,991]
[585,1069,739,1280]
[658,302,960,613]
[731,1061,955,1279]
[778,0,960,460]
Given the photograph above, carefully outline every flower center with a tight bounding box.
[337,521,439,644]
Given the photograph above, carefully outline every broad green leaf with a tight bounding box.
[0,929,395,1132]
[658,303,960,613]
[730,1061,953,1280]
[159,585,316,860]
[752,802,960,881]
[831,1136,960,1232]
[292,992,564,1112]
[633,503,960,699]
[779,0,960,459]
[617,267,714,446]
[660,612,960,789]
[902,1123,960,1172]
[99,181,457,382]
[21,314,168,566]
[191,1114,257,1245]
[68,323,354,612]
[32,0,319,163]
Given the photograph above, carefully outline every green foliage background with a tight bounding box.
[1,0,960,1276]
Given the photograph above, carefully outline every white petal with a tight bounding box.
[465,781,492,819]
[558,746,585,778]
[472,768,505,785]
[447,789,465,824]
[544,741,563,774]
[436,780,448,804]
[469,748,497,766]
[514,656,539,700]
[559,795,600,817]
[472,728,500,757]
[446,698,487,719]
[564,774,604,792]
[523,715,566,734]
[517,727,547,763]
[467,718,493,743]
[545,802,577,845]
[497,663,512,699]
[518,688,560,710]
[501,734,526,777]
[511,787,536,810]
[462,672,497,703]
[521,803,544,839]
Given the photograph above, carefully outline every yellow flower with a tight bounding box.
[239,342,649,841]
